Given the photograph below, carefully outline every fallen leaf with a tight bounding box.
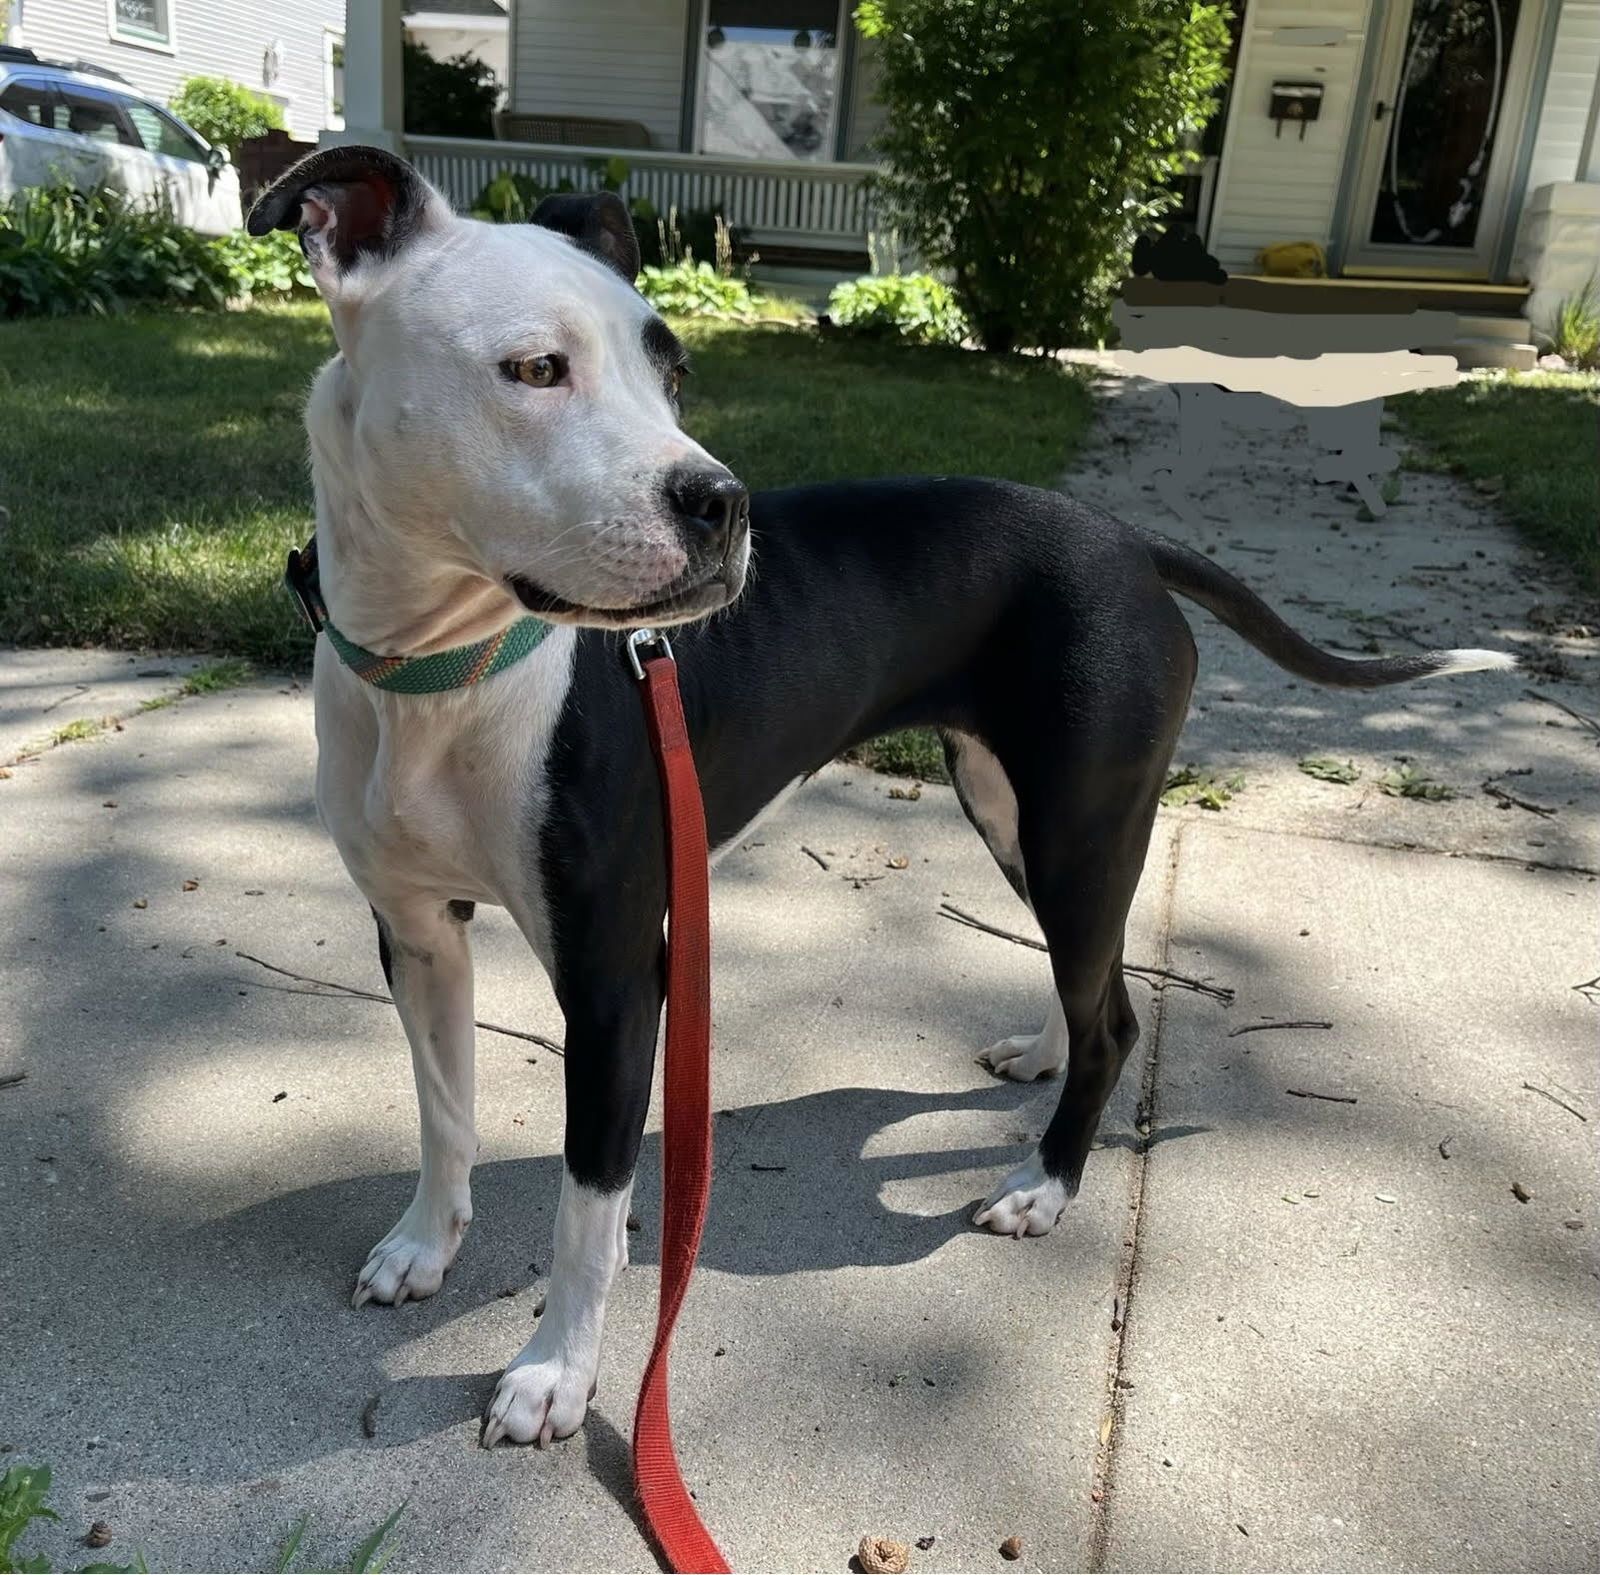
[1375,1193,1397,1204]
[1511,1180,1532,1203]
[1000,1535,1023,1561]
[181,879,199,892]
[1298,755,1360,784]
[1099,1414,1113,1446]
[132,898,147,910]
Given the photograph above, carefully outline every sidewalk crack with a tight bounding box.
[1087,817,1185,1569]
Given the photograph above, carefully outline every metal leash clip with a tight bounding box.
[626,627,675,680]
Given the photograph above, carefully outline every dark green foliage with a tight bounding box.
[0,186,232,317]
[403,40,498,139]
[168,75,284,158]
[0,187,313,319]
[855,0,1233,352]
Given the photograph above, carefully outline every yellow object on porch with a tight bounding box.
[1255,242,1329,278]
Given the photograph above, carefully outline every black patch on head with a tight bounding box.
[246,144,435,274]
[642,316,689,373]
[529,192,641,284]
[447,899,476,923]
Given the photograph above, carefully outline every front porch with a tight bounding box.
[337,0,882,264]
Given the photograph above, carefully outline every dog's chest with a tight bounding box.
[312,635,574,925]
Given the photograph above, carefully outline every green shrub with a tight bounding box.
[403,39,498,138]
[0,187,312,318]
[168,76,283,159]
[0,186,232,317]
[207,229,315,296]
[1548,277,1600,370]
[855,0,1233,352]
[825,273,968,345]
[637,260,753,318]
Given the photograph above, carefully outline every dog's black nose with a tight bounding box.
[666,470,748,556]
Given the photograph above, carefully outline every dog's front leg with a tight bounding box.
[483,970,661,1448]
[354,900,477,1307]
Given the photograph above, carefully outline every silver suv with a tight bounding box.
[0,48,241,235]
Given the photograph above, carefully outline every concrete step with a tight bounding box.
[1418,334,1538,370]
[1451,334,1539,371]
[1456,311,1535,341]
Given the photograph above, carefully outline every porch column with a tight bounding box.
[325,0,405,152]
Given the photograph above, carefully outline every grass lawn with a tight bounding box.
[0,305,1092,685]
[1395,370,1600,590]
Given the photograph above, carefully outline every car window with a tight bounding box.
[121,98,207,163]
[57,83,139,147]
[0,77,67,131]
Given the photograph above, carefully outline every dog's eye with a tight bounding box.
[504,354,566,389]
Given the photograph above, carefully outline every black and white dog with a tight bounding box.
[248,148,1512,1450]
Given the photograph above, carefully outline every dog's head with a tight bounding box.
[249,146,749,629]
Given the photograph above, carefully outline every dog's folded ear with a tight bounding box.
[246,145,445,281]
[529,192,641,285]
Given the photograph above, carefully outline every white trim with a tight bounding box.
[105,0,177,54]
[405,11,508,30]
[324,25,345,133]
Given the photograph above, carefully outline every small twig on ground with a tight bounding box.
[40,684,90,715]
[1572,976,1600,1006]
[0,1070,26,1089]
[1286,1087,1357,1105]
[1228,1020,1333,1038]
[233,951,564,1053]
[1522,1081,1588,1122]
[1481,780,1557,818]
[1524,688,1600,740]
[800,844,831,870]
[936,903,1234,1003]
[1227,542,1278,556]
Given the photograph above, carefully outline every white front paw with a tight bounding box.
[973,1153,1070,1238]
[482,1341,596,1448]
[978,1031,1067,1082]
[352,1198,470,1307]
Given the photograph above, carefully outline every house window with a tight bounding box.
[325,31,345,129]
[698,0,844,162]
[109,0,173,49]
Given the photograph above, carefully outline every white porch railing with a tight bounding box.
[405,134,877,250]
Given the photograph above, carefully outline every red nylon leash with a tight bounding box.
[628,630,731,1575]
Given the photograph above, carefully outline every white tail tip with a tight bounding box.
[1431,648,1519,677]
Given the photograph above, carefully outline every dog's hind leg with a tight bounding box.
[973,766,1162,1238]
[353,899,478,1306]
[945,732,1070,1083]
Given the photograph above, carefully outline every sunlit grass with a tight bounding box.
[0,304,1092,677]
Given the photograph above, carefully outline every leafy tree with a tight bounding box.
[168,76,284,159]
[854,0,1233,352]
[403,40,497,139]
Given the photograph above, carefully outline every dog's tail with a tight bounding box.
[1141,531,1517,689]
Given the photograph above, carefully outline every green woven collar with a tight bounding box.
[285,537,551,694]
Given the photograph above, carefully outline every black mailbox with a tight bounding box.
[1269,80,1324,139]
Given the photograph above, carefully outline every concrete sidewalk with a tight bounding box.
[1,640,1594,1573]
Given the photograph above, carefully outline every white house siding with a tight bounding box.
[510,0,688,148]
[1204,0,1375,274]
[1523,0,1600,190]
[11,0,344,138]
